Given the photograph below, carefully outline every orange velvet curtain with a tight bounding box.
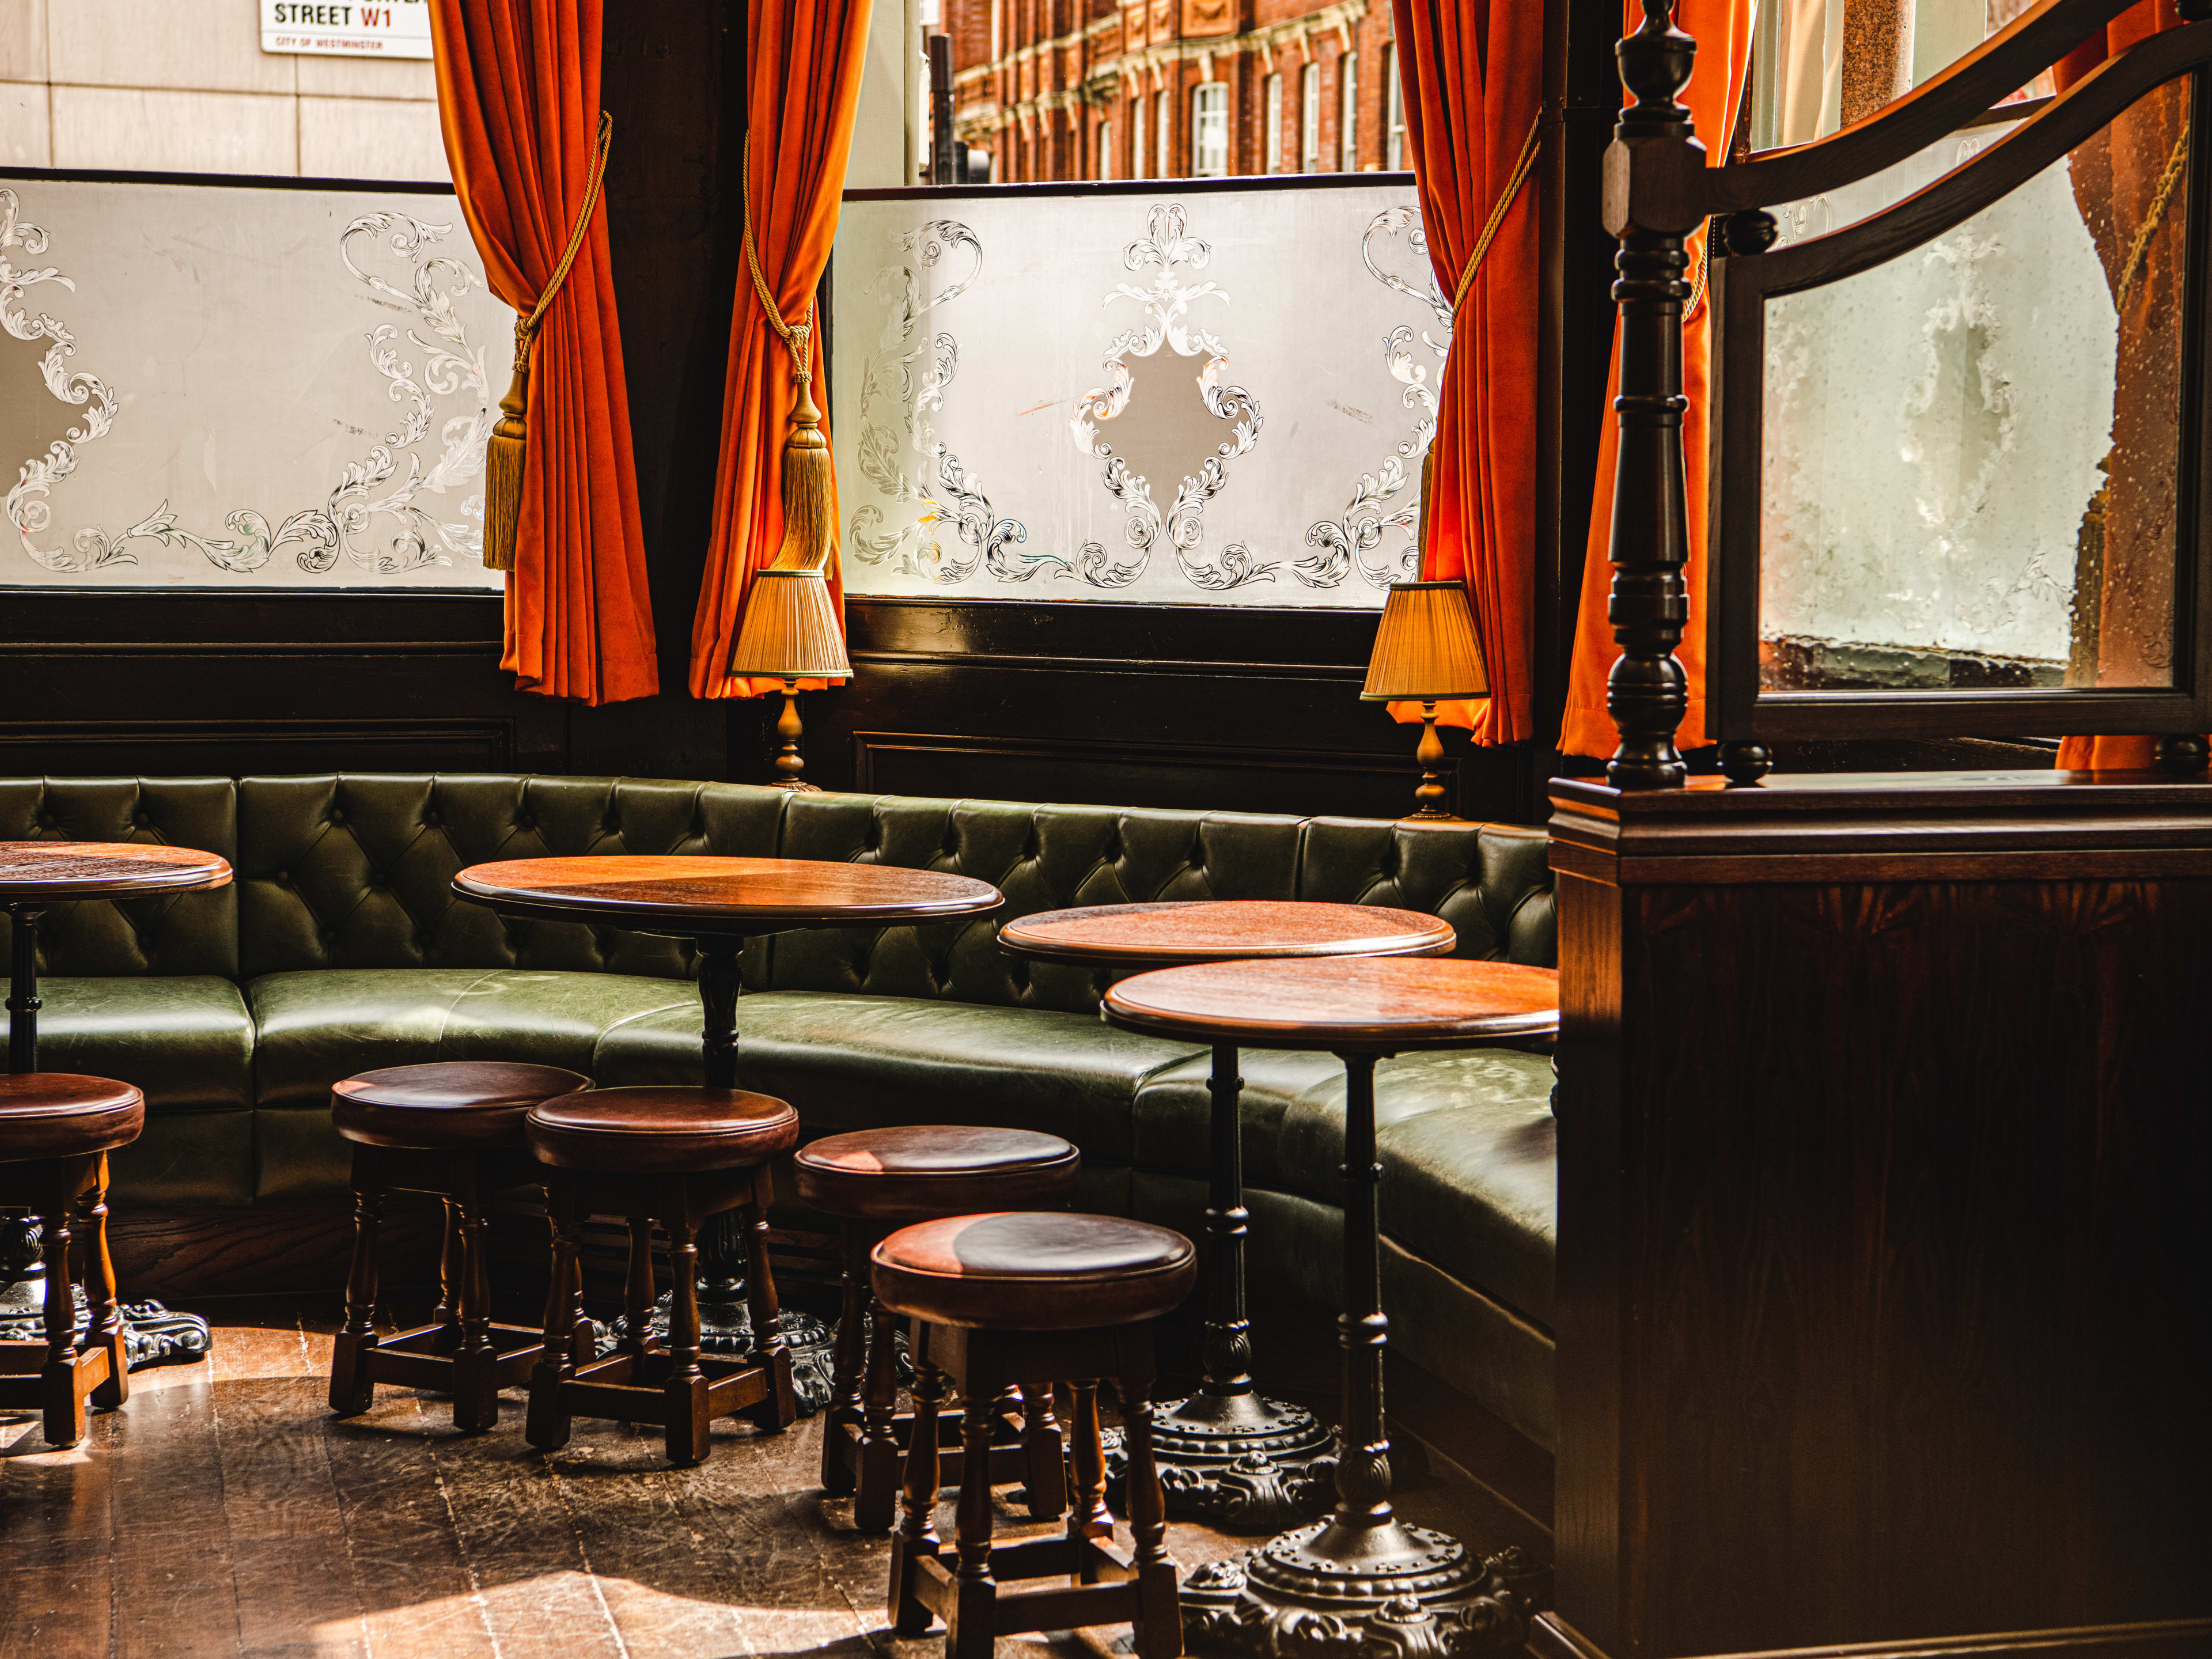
[1558,0,1753,758]
[689,0,873,699]
[2054,0,2187,771]
[1391,0,1544,743]
[430,0,658,704]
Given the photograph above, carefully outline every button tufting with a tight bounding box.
[329,810,344,826]
[276,870,292,886]
[423,812,441,828]
[518,814,536,829]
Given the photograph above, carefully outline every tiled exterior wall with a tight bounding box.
[947,0,1399,183]
[0,0,445,181]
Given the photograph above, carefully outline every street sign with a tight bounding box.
[261,0,431,59]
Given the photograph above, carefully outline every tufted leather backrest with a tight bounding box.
[5,774,1558,998]
[1297,818,1556,966]
[762,792,1553,1010]
[0,777,240,977]
[235,774,785,982]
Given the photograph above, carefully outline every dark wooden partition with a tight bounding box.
[1542,771,2212,1659]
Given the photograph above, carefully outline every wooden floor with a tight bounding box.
[0,1302,1525,1659]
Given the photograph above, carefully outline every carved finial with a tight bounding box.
[1617,0,1696,124]
[1718,740,1772,786]
[2156,734,2210,776]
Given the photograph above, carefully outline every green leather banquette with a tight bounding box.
[1,773,1559,1450]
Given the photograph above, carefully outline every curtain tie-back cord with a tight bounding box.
[1452,112,1543,315]
[739,132,836,579]
[482,109,614,572]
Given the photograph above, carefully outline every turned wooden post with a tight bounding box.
[1602,0,1706,789]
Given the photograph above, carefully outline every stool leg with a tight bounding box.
[664,1204,712,1467]
[430,1196,463,1343]
[329,1146,382,1417]
[621,1217,657,1362]
[888,1329,946,1635]
[946,1344,1003,1659]
[527,1177,582,1453]
[1122,1350,1183,1659]
[80,1156,127,1412]
[1020,1380,1066,1520]
[38,1173,84,1449]
[1067,1378,1114,1551]
[740,1179,797,1431]
[820,1224,869,1495]
[854,1279,903,1533]
[450,1166,499,1434]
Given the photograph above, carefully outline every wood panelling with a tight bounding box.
[795,596,1528,821]
[1549,773,2212,1658]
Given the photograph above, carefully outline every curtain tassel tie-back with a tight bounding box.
[484,109,614,573]
[1452,113,1543,314]
[742,135,834,574]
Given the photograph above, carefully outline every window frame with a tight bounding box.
[1192,82,1229,177]
[1301,62,1322,172]
[1264,72,1285,175]
[1339,48,1359,171]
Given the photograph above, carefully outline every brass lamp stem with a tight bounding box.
[770,678,819,791]
[1410,699,1453,819]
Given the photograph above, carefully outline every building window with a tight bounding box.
[1156,88,1173,177]
[1131,96,1147,177]
[1339,49,1359,171]
[1100,120,1113,180]
[1192,83,1228,177]
[1264,73,1284,175]
[1300,62,1321,172]
[1385,44,1406,170]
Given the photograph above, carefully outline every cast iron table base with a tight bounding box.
[1101,957,1559,1657]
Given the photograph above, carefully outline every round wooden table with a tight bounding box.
[452,856,1005,1410]
[3,842,233,1073]
[1103,955,1559,1656]
[1000,900,1454,1532]
[2,841,233,1368]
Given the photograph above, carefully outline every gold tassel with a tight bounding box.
[482,334,529,573]
[480,111,614,574]
[768,344,835,573]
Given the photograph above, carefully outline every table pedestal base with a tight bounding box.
[0,1264,211,1371]
[1183,1518,1531,1658]
[1112,1389,1338,1532]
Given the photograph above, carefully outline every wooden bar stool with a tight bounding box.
[0,1074,143,1449]
[878,1211,1197,1659]
[524,1085,801,1466]
[328,1060,590,1431]
[796,1125,1083,1531]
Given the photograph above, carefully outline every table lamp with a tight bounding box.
[1361,579,1488,820]
[728,566,852,790]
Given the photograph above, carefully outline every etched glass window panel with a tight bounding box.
[1757,78,2188,691]
[0,177,508,590]
[832,183,1443,608]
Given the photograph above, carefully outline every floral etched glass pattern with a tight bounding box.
[1757,78,2188,692]
[833,185,1447,607]
[0,179,509,589]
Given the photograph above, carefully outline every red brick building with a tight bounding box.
[945,1,1404,183]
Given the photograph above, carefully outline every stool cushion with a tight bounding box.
[526,1086,799,1173]
[331,1061,592,1149]
[793,1126,1081,1221]
[0,1074,146,1161]
[871,1211,1196,1331]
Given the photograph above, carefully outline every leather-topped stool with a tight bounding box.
[525,1085,802,1466]
[796,1124,1082,1531]
[328,1060,590,1431]
[877,1211,1196,1659]
[0,1073,143,1449]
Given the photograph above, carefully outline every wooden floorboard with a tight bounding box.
[1,1302,1536,1659]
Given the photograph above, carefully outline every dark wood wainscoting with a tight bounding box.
[789,596,1533,822]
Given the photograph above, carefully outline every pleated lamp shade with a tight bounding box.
[729,567,852,681]
[1361,580,1487,701]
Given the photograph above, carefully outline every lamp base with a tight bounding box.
[1408,702,1455,819]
